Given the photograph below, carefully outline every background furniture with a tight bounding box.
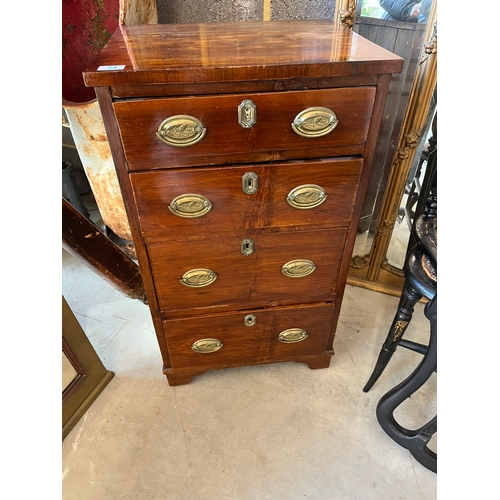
[363,142,437,471]
[63,297,114,439]
[83,21,402,385]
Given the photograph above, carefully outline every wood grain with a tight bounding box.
[163,302,335,371]
[114,87,375,170]
[83,21,403,88]
[130,158,363,242]
[148,228,346,316]
[86,21,404,384]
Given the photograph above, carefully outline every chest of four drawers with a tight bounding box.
[84,21,403,385]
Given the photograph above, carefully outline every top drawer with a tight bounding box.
[113,87,376,170]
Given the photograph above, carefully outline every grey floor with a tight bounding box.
[62,248,437,499]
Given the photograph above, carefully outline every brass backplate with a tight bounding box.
[180,268,217,287]
[156,115,206,147]
[281,259,316,278]
[192,338,223,353]
[278,328,308,343]
[169,194,212,218]
[291,107,338,138]
[287,184,327,210]
[238,100,257,128]
[242,172,258,194]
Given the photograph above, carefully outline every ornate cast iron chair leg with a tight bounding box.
[363,281,422,392]
[375,295,437,473]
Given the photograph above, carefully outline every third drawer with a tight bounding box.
[148,227,347,316]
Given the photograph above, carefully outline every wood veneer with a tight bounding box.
[84,20,403,385]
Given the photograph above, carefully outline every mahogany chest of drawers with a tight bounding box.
[84,20,403,385]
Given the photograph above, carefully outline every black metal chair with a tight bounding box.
[363,125,437,473]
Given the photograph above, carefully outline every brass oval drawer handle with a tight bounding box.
[192,338,223,353]
[278,328,308,343]
[156,115,206,147]
[180,268,217,288]
[291,107,338,138]
[169,194,212,218]
[281,259,316,278]
[287,184,328,210]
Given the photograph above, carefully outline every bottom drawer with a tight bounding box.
[163,302,334,371]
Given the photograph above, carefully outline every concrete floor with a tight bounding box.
[62,248,437,499]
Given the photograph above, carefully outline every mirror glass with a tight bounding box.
[351,0,434,272]
[359,0,431,23]
[62,351,78,392]
[386,94,436,268]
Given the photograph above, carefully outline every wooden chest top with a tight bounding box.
[83,20,403,88]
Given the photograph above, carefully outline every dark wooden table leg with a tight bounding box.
[363,281,422,392]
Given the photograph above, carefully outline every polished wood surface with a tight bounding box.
[114,88,375,170]
[163,303,335,372]
[148,228,346,316]
[83,21,403,88]
[86,21,403,385]
[130,158,363,242]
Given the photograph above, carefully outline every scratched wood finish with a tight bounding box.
[130,158,363,242]
[114,88,375,170]
[148,227,347,316]
[163,303,335,371]
[85,21,403,385]
[83,21,404,88]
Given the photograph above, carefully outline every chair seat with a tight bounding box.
[405,246,436,300]
[414,215,437,266]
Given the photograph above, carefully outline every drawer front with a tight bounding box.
[114,87,375,170]
[131,158,362,242]
[148,228,346,315]
[163,303,334,371]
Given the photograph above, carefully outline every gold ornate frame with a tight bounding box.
[334,0,437,296]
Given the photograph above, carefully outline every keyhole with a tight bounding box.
[242,172,258,194]
[244,314,256,327]
[241,238,254,256]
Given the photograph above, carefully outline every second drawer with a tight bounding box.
[131,157,363,242]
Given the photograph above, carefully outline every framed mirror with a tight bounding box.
[335,0,437,296]
[62,297,114,439]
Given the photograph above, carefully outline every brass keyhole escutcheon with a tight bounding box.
[238,100,257,128]
[244,314,257,327]
[241,238,255,256]
[242,172,258,194]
